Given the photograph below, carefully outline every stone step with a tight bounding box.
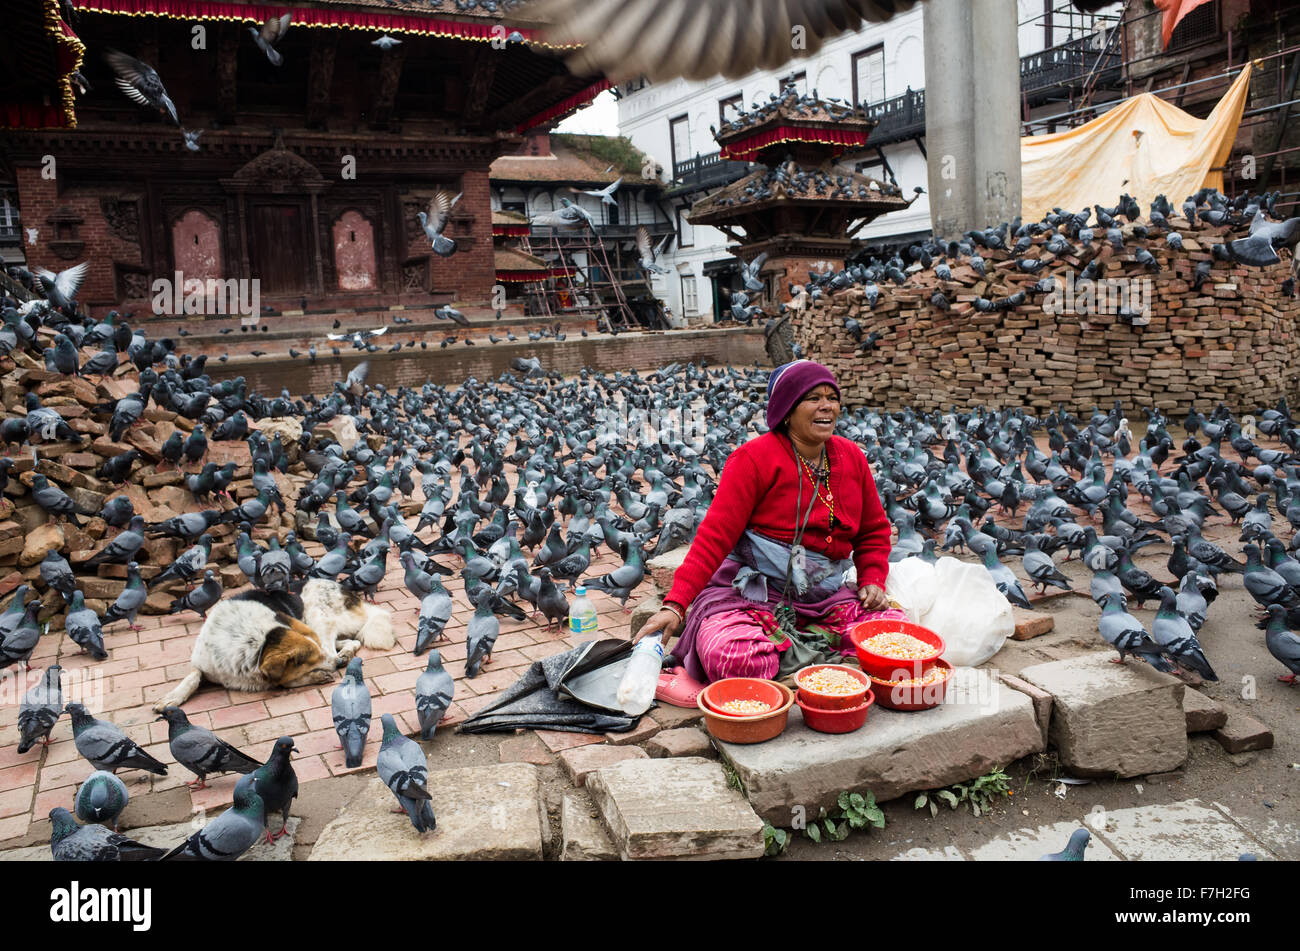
[560,790,619,861]
[584,756,765,861]
[307,764,544,861]
[1019,652,1187,779]
[717,668,1043,824]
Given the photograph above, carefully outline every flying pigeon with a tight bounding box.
[104,49,179,125]
[417,190,460,256]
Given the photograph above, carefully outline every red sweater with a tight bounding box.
[666,432,892,610]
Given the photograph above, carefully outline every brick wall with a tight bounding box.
[796,223,1300,416]
[430,167,497,304]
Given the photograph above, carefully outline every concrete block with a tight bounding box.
[718,669,1043,823]
[308,765,544,860]
[1212,711,1274,754]
[560,790,619,861]
[1010,607,1054,640]
[1020,652,1187,779]
[585,757,765,860]
[558,744,648,786]
[1182,689,1227,733]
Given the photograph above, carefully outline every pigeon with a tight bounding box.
[161,783,265,861]
[414,579,454,655]
[17,664,63,753]
[418,190,461,257]
[579,176,622,207]
[414,649,455,741]
[376,713,435,834]
[635,225,672,274]
[168,570,222,618]
[155,535,212,587]
[1039,827,1090,861]
[65,591,108,661]
[979,547,1033,609]
[157,706,260,789]
[74,771,130,830]
[31,474,90,526]
[234,736,298,842]
[1226,212,1300,267]
[104,49,179,125]
[83,515,146,567]
[39,550,77,602]
[372,34,402,49]
[66,702,168,775]
[332,657,371,769]
[31,261,89,315]
[1151,587,1218,681]
[1096,593,1176,672]
[1021,534,1072,594]
[250,13,291,65]
[48,808,166,862]
[464,588,500,678]
[0,599,42,670]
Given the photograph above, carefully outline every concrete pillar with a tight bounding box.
[922,0,1023,238]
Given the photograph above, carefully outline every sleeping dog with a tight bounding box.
[153,579,395,711]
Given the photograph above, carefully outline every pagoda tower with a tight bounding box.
[687,87,916,306]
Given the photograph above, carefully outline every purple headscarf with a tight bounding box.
[766,359,840,430]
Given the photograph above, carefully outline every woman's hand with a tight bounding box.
[858,584,888,612]
[634,608,683,646]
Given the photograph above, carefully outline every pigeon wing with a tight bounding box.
[635,225,652,259]
[427,191,455,234]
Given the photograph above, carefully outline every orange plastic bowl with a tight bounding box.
[698,681,794,744]
[868,659,954,711]
[796,689,874,734]
[850,619,945,682]
[794,664,870,710]
[701,677,788,718]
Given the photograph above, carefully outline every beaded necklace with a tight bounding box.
[795,447,834,546]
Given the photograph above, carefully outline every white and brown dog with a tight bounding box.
[153,579,395,711]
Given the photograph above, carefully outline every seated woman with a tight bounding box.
[636,359,902,695]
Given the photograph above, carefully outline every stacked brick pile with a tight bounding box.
[795,219,1300,414]
[0,345,321,630]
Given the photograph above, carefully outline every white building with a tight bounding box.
[615,1,1123,323]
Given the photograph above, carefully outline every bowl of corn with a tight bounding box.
[849,620,945,682]
[796,689,874,733]
[794,664,871,711]
[697,679,794,744]
[868,659,953,711]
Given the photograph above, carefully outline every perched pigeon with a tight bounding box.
[157,705,260,789]
[49,808,165,862]
[66,702,168,775]
[377,714,435,833]
[1039,827,1090,861]
[414,649,455,741]
[64,591,107,661]
[234,736,298,842]
[161,783,265,861]
[17,664,62,753]
[332,658,371,769]
[75,771,130,830]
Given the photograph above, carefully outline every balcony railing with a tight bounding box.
[669,151,753,195]
[865,87,927,147]
[1019,30,1123,104]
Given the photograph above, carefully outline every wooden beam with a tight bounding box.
[490,74,571,130]
[216,24,238,124]
[463,46,499,126]
[305,31,338,130]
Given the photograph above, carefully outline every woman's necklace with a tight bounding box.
[795,447,834,546]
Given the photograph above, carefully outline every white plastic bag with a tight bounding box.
[885,556,1013,667]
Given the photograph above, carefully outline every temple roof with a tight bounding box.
[715,88,876,161]
[688,157,910,226]
[491,134,655,187]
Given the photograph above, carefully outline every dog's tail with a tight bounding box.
[359,605,395,650]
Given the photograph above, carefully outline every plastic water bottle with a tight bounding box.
[617,633,663,716]
[568,585,598,637]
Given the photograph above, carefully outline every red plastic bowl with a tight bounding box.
[794,664,870,710]
[796,689,874,734]
[868,659,954,711]
[850,619,945,682]
[701,677,787,718]
[698,682,794,744]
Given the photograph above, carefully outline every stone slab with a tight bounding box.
[968,820,1121,861]
[717,669,1043,823]
[308,764,544,861]
[1212,801,1296,860]
[558,744,648,786]
[1212,711,1274,754]
[585,756,765,861]
[646,727,713,759]
[1182,689,1228,733]
[629,595,661,638]
[1096,799,1264,861]
[1,818,300,862]
[1020,652,1187,779]
[887,845,967,861]
[560,790,619,861]
[647,547,689,595]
